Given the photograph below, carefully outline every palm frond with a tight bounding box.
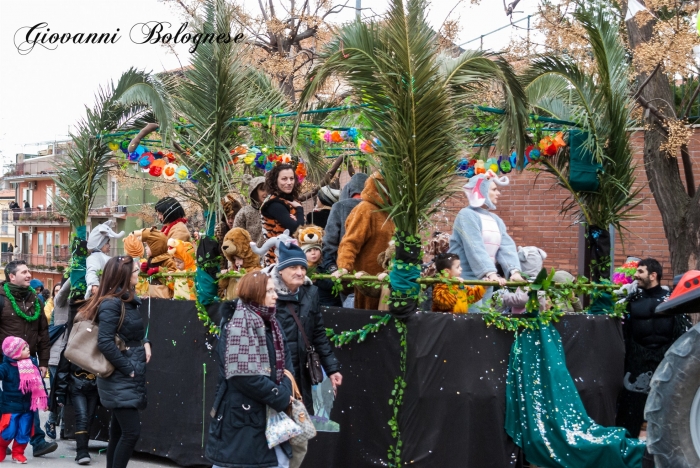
[296,0,529,235]
[522,3,642,233]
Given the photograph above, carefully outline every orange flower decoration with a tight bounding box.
[330,131,344,143]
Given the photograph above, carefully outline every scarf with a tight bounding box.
[226,301,285,384]
[17,358,48,411]
[6,283,30,300]
[162,218,187,236]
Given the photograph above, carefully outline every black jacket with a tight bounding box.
[206,301,294,468]
[52,358,98,408]
[275,280,340,413]
[626,285,680,349]
[96,297,148,410]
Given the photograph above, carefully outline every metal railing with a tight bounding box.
[0,252,70,271]
[1,209,68,224]
[2,159,60,179]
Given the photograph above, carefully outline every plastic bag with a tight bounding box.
[265,406,302,448]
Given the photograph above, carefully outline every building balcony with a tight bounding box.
[2,160,59,181]
[3,210,69,226]
[0,252,70,275]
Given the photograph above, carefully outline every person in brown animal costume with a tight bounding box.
[354,241,395,311]
[219,228,261,299]
[333,172,395,310]
[140,227,177,298]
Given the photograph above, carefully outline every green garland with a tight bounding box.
[387,319,407,467]
[326,314,392,346]
[3,283,41,322]
[195,299,221,336]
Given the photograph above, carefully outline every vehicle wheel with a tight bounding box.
[645,323,700,468]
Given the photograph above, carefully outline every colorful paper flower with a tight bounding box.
[254,154,266,171]
[280,153,292,164]
[135,145,147,156]
[499,156,512,174]
[244,153,255,165]
[359,139,375,154]
[323,131,332,143]
[466,166,475,178]
[165,152,176,163]
[486,157,499,173]
[295,162,307,182]
[138,152,154,169]
[529,149,541,161]
[120,140,131,153]
[175,165,189,182]
[149,159,166,177]
[231,145,248,155]
[457,158,469,173]
[331,131,344,143]
[474,160,486,175]
[108,142,120,152]
[163,163,177,180]
[613,261,638,285]
[128,151,140,162]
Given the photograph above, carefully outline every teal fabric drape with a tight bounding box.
[68,226,88,299]
[505,322,645,467]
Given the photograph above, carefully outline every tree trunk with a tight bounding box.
[626,16,700,276]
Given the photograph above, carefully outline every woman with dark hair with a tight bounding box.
[206,271,294,468]
[261,164,305,265]
[154,197,190,242]
[77,256,151,468]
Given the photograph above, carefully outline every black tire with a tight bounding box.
[645,323,700,467]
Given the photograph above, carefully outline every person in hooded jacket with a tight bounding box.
[332,173,395,310]
[321,173,369,274]
[233,175,267,248]
[206,271,294,468]
[154,197,190,242]
[76,256,151,468]
[305,186,340,229]
[263,243,342,468]
[85,223,125,299]
[45,279,71,441]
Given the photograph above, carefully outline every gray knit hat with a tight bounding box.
[318,186,340,207]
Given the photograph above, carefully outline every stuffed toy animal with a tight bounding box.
[140,227,177,299]
[220,228,261,300]
[167,238,197,300]
[517,246,547,278]
[296,225,324,272]
[354,242,395,311]
[124,233,149,297]
[250,229,298,260]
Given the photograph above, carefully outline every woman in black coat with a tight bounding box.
[206,271,295,468]
[76,256,151,468]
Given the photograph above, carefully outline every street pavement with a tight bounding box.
[29,411,182,468]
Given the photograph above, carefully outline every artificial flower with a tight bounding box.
[175,165,189,182]
[499,156,512,174]
[135,145,147,156]
[163,163,177,180]
[323,131,332,143]
[280,153,292,164]
[474,160,486,175]
[331,131,344,143]
[165,152,176,162]
[149,159,166,177]
[244,153,255,165]
[295,162,307,182]
[486,157,499,173]
[108,142,120,152]
[128,151,140,162]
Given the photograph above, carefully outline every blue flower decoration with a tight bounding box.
[347,127,358,140]
[466,166,475,178]
[128,151,140,162]
[135,145,147,156]
[529,149,541,161]
[254,154,266,171]
[457,158,469,172]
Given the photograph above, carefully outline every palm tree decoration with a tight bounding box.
[296,0,529,307]
[521,3,642,280]
[54,68,173,232]
[173,0,288,234]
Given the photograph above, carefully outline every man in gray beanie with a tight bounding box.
[85,222,125,298]
[263,242,342,468]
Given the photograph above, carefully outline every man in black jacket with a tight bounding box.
[615,258,690,437]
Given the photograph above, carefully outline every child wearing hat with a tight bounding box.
[0,336,49,463]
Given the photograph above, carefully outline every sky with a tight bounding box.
[0,0,540,170]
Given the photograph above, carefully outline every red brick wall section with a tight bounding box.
[424,130,700,283]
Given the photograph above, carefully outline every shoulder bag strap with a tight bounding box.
[287,304,313,351]
[117,301,126,333]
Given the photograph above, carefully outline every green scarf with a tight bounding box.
[6,283,30,300]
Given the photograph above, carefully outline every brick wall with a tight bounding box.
[425,130,700,283]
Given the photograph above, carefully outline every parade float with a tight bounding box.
[50,1,699,467]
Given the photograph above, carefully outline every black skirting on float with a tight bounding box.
[62,300,624,468]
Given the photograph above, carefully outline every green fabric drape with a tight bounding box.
[505,322,645,467]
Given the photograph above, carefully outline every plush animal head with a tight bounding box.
[141,227,169,257]
[250,229,298,259]
[222,228,260,270]
[518,246,547,278]
[295,225,324,247]
[167,238,196,271]
[377,241,396,271]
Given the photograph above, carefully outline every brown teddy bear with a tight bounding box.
[354,241,395,311]
[219,228,261,300]
[295,225,324,273]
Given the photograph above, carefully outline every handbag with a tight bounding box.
[284,370,316,446]
[64,301,127,378]
[287,305,324,385]
[265,406,302,449]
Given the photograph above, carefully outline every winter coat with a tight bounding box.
[0,283,50,367]
[269,268,340,413]
[205,300,294,468]
[233,176,266,247]
[448,207,521,281]
[261,194,305,266]
[163,220,191,242]
[0,356,36,414]
[96,296,148,410]
[49,280,71,366]
[85,251,111,299]
[625,285,683,350]
[321,173,369,271]
[305,209,331,230]
[336,174,395,310]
